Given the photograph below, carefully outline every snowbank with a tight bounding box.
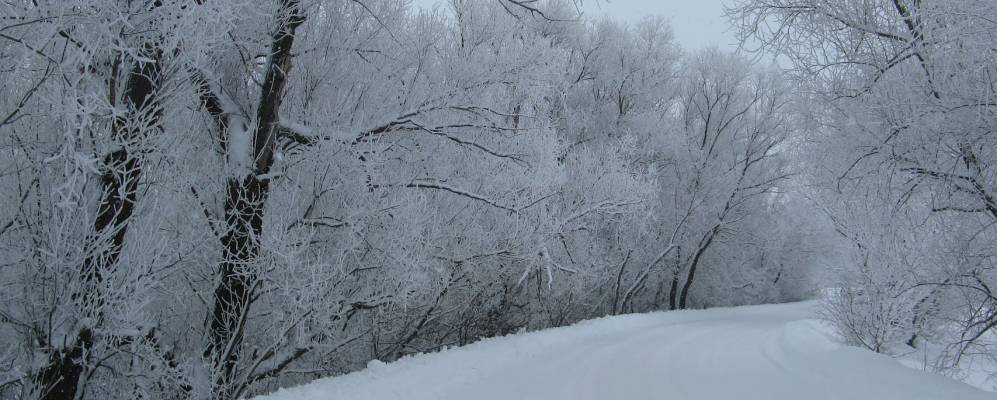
[252,302,993,400]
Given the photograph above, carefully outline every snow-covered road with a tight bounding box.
[254,302,993,400]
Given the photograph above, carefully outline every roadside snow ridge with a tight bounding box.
[253,302,993,400]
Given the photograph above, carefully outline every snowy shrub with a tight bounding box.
[823,283,911,353]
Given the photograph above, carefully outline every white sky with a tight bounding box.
[409,0,739,50]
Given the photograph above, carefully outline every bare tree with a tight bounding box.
[728,0,997,375]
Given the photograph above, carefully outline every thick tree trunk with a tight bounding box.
[208,175,270,396]
[205,2,304,398]
[36,44,162,400]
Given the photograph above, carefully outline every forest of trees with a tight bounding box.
[728,0,997,378]
[0,0,992,399]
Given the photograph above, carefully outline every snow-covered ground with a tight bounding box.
[253,302,993,400]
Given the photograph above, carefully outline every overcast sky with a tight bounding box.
[410,0,738,50]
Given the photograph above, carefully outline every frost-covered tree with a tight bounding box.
[651,49,794,310]
[728,0,997,380]
[0,1,817,399]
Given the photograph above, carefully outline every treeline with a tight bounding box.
[728,0,997,386]
[0,1,818,399]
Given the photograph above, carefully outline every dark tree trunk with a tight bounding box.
[669,247,681,310]
[612,251,632,315]
[669,272,680,311]
[208,176,270,395]
[205,2,304,398]
[36,43,162,400]
[678,226,718,310]
[36,329,91,400]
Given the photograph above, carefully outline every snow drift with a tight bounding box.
[252,302,993,400]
